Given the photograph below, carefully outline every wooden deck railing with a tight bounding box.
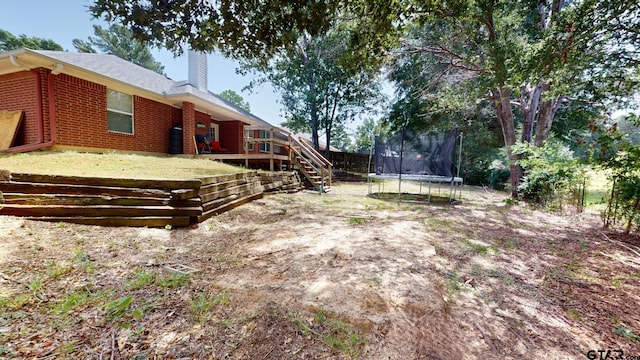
[242,126,332,190]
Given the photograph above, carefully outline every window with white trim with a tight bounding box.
[107,89,133,134]
[244,126,254,151]
[259,129,270,152]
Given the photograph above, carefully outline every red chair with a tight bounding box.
[211,141,228,152]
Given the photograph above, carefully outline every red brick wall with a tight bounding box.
[195,111,210,135]
[182,102,196,154]
[0,71,40,146]
[53,73,176,153]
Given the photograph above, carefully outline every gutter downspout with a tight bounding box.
[6,69,59,153]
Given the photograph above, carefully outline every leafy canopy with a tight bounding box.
[217,90,250,112]
[73,24,165,74]
[0,28,63,51]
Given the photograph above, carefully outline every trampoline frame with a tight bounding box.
[367,174,463,203]
[366,131,464,204]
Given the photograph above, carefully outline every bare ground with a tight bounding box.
[1,183,640,359]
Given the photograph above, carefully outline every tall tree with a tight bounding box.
[217,90,251,112]
[0,29,63,51]
[91,0,640,195]
[241,26,382,158]
[73,24,164,74]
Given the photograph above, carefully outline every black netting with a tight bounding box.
[375,129,458,177]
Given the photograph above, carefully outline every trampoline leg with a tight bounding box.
[428,180,432,203]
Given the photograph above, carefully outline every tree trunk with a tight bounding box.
[301,36,320,151]
[494,87,521,198]
[534,89,560,147]
[520,85,541,143]
[324,130,331,161]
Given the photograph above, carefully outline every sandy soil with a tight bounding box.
[1,183,639,359]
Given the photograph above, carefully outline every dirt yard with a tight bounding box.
[1,182,640,359]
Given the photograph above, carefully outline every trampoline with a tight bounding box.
[367,128,464,203]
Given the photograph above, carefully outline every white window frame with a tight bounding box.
[259,129,270,153]
[209,123,220,142]
[244,126,254,151]
[107,89,134,135]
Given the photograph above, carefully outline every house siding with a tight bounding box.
[53,73,176,153]
[0,71,40,146]
[219,120,245,153]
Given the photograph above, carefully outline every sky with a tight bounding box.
[0,0,284,126]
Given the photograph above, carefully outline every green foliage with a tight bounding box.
[157,273,191,288]
[313,308,366,358]
[105,295,134,322]
[592,121,640,233]
[72,24,164,74]
[241,25,383,155]
[217,90,250,112]
[189,291,229,323]
[0,28,63,51]
[514,140,585,208]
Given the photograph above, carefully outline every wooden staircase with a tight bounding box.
[290,137,332,193]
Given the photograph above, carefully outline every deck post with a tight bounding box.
[269,127,274,171]
[245,127,249,168]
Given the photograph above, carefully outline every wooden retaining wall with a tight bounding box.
[0,169,302,227]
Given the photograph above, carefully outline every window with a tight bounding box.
[259,130,270,152]
[107,89,133,134]
[244,126,254,151]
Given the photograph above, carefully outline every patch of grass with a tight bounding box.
[614,326,640,341]
[567,308,582,320]
[0,151,245,179]
[105,295,141,322]
[46,261,74,280]
[611,277,624,290]
[157,272,191,288]
[0,293,32,310]
[189,290,229,323]
[445,273,462,295]
[495,237,519,250]
[466,241,494,256]
[348,217,365,226]
[126,269,157,290]
[312,308,366,358]
[72,249,94,273]
[53,290,98,315]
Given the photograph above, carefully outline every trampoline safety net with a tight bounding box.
[375,129,459,177]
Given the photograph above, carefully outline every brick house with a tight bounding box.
[0,48,286,158]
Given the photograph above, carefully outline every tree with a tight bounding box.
[353,118,389,153]
[217,90,251,112]
[73,24,164,74]
[241,26,382,159]
[0,29,63,51]
[91,0,640,196]
[387,1,640,196]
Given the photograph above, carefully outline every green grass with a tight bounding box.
[189,291,229,323]
[584,168,611,210]
[311,308,366,358]
[126,269,157,290]
[53,289,99,315]
[0,150,245,179]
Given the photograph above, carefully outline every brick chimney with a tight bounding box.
[188,50,207,91]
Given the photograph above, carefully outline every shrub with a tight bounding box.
[591,119,640,233]
[514,140,585,209]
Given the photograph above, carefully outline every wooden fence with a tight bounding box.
[0,169,302,227]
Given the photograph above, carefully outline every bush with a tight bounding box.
[514,140,585,209]
[591,120,640,233]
